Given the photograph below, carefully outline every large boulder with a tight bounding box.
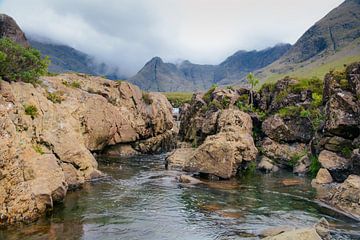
[261,137,307,167]
[0,73,176,225]
[324,91,360,139]
[182,109,258,179]
[262,115,313,143]
[318,150,351,182]
[321,175,360,220]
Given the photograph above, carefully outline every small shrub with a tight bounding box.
[260,82,276,92]
[274,91,289,103]
[341,146,352,158]
[339,79,350,90]
[203,84,217,103]
[0,38,49,84]
[220,96,231,109]
[208,99,223,110]
[24,104,38,119]
[142,91,153,105]
[309,155,321,178]
[71,81,81,88]
[47,91,63,103]
[311,92,323,108]
[277,106,302,118]
[33,144,44,155]
[289,153,306,167]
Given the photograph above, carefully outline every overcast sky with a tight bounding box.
[1,0,344,76]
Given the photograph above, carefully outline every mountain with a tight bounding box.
[129,44,291,92]
[257,0,360,82]
[0,14,29,47]
[28,38,124,79]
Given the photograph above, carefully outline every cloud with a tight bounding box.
[0,0,344,76]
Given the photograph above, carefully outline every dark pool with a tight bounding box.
[1,154,359,240]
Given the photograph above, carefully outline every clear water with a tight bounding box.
[1,154,360,240]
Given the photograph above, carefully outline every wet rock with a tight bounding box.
[262,115,313,143]
[257,156,279,173]
[103,144,138,157]
[134,129,178,154]
[263,228,322,240]
[178,175,202,184]
[323,136,353,152]
[314,218,331,240]
[260,226,295,238]
[321,175,360,220]
[318,150,351,182]
[281,178,304,186]
[165,148,195,170]
[312,168,333,185]
[293,155,311,175]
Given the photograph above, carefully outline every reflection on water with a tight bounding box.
[1,154,360,240]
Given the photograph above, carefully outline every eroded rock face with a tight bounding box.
[0,73,175,225]
[262,115,313,143]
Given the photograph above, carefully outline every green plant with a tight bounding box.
[226,86,234,91]
[339,79,350,90]
[220,96,231,109]
[309,155,321,178]
[311,92,323,108]
[47,91,63,103]
[33,144,44,155]
[243,161,257,176]
[277,106,303,118]
[142,91,153,105]
[341,146,352,158]
[247,72,259,108]
[71,81,81,88]
[289,153,306,167]
[24,104,38,119]
[0,38,49,84]
[203,84,217,103]
[163,92,192,108]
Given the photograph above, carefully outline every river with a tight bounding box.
[1,154,359,239]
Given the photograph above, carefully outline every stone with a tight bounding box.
[293,155,311,175]
[103,144,138,157]
[263,228,322,240]
[0,73,176,225]
[312,168,333,185]
[321,175,360,220]
[262,115,313,143]
[318,150,351,182]
[260,226,295,238]
[257,156,279,173]
[177,175,202,185]
[261,137,307,167]
[352,149,360,175]
[324,91,360,139]
[165,148,195,170]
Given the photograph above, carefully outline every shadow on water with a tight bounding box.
[1,154,360,240]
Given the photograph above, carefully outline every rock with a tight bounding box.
[293,155,311,175]
[183,110,257,179]
[178,175,202,184]
[0,73,176,225]
[324,91,360,139]
[323,136,353,152]
[314,218,331,240]
[318,150,351,182]
[103,144,138,157]
[257,156,279,173]
[352,149,360,175]
[346,62,360,97]
[0,14,29,47]
[282,178,304,186]
[260,226,295,238]
[263,228,322,240]
[321,175,360,220]
[262,115,313,143]
[261,137,307,167]
[165,148,195,170]
[312,168,333,185]
[134,129,178,154]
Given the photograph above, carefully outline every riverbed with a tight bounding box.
[1,154,359,239]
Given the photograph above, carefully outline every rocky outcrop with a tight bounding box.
[318,150,351,182]
[174,108,257,179]
[0,14,29,47]
[319,175,360,220]
[262,114,313,143]
[0,73,175,225]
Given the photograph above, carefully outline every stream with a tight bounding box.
[1,154,360,240]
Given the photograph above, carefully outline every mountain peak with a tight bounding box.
[0,14,29,47]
